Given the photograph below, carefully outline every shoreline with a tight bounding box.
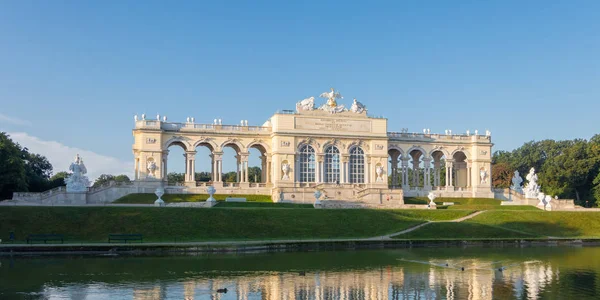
[2,238,599,256]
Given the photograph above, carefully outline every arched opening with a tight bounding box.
[194,143,214,184]
[248,144,268,184]
[297,144,316,183]
[430,150,447,189]
[324,145,341,184]
[221,143,242,185]
[165,141,187,186]
[388,148,402,187]
[349,146,365,184]
[452,151,468,188]
[408,149,425,188]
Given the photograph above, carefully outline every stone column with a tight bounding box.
[341,155,349,184]
[467,161,472,188]
[423,158,432,189]
[212,152,222,182]
[134,156,139,180]
[266,157,272,184]
[185,151,196,183]
[241,153,249,183]
[236,155,241,182]
[447,161,454,188]
[162,150,169,181]
[315,155,322,183]
[401,157,409,188]
[390,158,398,186]
[412,159,420,187]
[433,161,441,187]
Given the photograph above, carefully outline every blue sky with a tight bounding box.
[1,1,599,178]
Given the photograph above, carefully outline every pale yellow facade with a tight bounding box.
[132,103,493,206]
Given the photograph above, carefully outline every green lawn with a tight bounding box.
[214,202,313,208]
[468,211,600,238]
[396,222,539,239]
[0,206,427,243]
[404,197,540,211]
[114,193,273,204]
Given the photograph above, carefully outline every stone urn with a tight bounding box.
[206,186,217,203]
[314,190,322,206]
[154,187,165,207]
[282,163,290,180]
[537,192,546,209]
[427,192,437,208]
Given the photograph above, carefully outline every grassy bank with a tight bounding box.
[114,193,272,204]
[394,210,600,239]
[404,197,540,210]
[0,207,473,243]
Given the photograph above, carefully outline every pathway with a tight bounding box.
[367,210,488,240]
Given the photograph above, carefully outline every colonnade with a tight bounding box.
[389,153,471,189]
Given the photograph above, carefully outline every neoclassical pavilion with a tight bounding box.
[132,89,493,204]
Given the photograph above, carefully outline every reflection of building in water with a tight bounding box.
[40,259,558,299]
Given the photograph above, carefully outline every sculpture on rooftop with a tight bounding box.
[296,96,315,112]
[65,154,90,192]
[318,88,347,113]
[350,98,367,114]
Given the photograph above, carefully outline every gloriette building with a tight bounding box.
[132,89,493,207]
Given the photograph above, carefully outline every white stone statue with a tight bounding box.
[350,98,367,114]
[479,168,488,184]
[206,186,216,203]
[65,154,90,192]
[154,187,165,207]
[544,195,553,211]
[318,88,347,113]
[524,167,541,199]
[510,170,523,193]
[134,115,138,122]
[163,116,167,122]
[427,192,437,207]
[296,96,315,112]
[141,113,146,120]
[146,160,157,178]
[281,163,291,180]
[375,165,384,182]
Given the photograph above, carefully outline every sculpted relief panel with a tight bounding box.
[295,117,371,133]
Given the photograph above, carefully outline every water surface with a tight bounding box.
[2,246,600,299]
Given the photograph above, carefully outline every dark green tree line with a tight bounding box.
[492,135,600,206]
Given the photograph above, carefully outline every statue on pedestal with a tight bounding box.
[281,163,291,180]
[479,168,488,184]
[147,160,157,178]
[296,97,315,112]
[350,98,367,114]
[524,167,541,199]
[510,170,523,194]
[65,154,90,192]
[375,165,384,182]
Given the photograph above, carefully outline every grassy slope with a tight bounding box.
[1,207,458,243]
[404,197,540,211]
[468,211,600,238]
[398,222,539,239]
[114,193,272,204]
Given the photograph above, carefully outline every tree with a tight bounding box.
[167,172,184,184]
[23,152,54,192]
[48,171,69,189]
[223,171,237,182]
[92,174,131,188]
[0,132,27,199]
[248,166,261,183]
[491,162,512,188]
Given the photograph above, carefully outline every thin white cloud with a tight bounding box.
[0,113,32,126]
[8,132,133,182]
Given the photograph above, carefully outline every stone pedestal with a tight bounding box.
[154,187,165,207]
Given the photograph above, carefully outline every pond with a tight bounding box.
[1,246,600,299]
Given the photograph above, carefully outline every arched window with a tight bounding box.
[324,146,340,183]
[349,146,365,183]
[298,144,316,182]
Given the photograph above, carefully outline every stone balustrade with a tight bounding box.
[135,120,271,134]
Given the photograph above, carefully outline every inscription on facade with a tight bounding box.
[295,117,371,132]
[281,141,291,147]
[146,138,157,144]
